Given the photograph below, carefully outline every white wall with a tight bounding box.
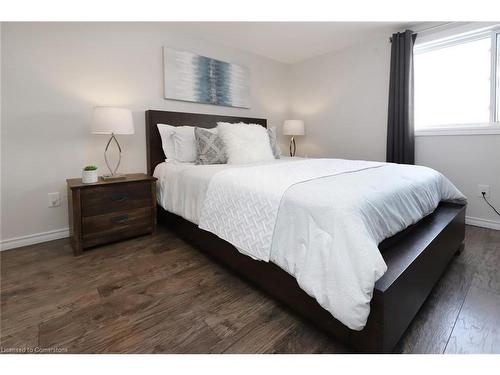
[416,135,500,226]
[2,22,499,248]
[289,34,391,161]
[289,33,500,228]
[0,22,289,244]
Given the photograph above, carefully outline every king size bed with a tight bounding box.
[145,109,467,353]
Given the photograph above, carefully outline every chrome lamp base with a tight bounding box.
[289,136,297,157]
[103,133,126,179]
[101,174,127,181]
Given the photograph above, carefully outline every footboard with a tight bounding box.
[374,203,466,352]
[158,202,466,353]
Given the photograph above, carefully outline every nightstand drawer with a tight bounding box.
[82,207,152,247]
[81,182,151,217]
[82,206,152,234]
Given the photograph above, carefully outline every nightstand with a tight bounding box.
[66,173,157,255]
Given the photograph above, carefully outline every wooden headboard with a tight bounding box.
[145,110,267,175]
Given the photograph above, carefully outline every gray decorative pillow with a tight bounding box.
[267,126,282,159]
[194,127,228,165]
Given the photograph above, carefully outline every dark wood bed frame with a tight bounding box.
[145,109,466,353]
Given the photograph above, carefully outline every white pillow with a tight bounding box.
[157,124,216,162]
[157,123,177,160]
[217,122,275,164]
[172,127,197,162]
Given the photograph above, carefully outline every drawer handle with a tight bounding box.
[111,214,129,224]
[111,193,128,202]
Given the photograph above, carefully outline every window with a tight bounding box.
[497,32,500,121]
[414,27,500,134]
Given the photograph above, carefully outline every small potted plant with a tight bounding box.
[82,165,98,184]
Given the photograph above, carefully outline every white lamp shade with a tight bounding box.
[91,107,135,135]
[283,120,305,136]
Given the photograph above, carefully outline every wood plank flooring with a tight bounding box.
[1,225,499,354]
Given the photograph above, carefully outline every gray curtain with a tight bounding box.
[386,30,417,164]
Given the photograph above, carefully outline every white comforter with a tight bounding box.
[198,158,466,330]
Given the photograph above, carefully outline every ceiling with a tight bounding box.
[168,22,410,64]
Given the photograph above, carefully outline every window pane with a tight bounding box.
[414,37,491,129]
[497,33,500,121]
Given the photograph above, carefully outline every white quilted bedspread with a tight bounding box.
[198,158,466,330]
[198,158,384,261]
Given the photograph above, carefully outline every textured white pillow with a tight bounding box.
[217,122,275,164]
[172,127,197,162]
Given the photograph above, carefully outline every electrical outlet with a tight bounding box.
[48,192,60,207]
[477,184,490,198]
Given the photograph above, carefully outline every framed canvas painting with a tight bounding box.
[163,47,250,108]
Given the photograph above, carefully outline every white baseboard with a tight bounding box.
[0,228,69,251]
[465,216,500,231]
[0,215,498,252]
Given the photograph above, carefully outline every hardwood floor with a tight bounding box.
[1,225,499,354]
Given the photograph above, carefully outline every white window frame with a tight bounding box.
[414,26,500,136]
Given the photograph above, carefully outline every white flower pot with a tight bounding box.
[82,169,98,184]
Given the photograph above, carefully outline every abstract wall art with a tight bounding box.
[163,47,250,108]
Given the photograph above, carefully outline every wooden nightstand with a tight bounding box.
[66,173,157,255]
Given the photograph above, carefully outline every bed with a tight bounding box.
[145,109,466,353]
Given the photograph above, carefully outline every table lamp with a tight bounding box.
[283,120,305,157]
[91,107,134,180]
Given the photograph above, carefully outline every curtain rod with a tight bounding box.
[389,22,455,43]
[411,22,455,34]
